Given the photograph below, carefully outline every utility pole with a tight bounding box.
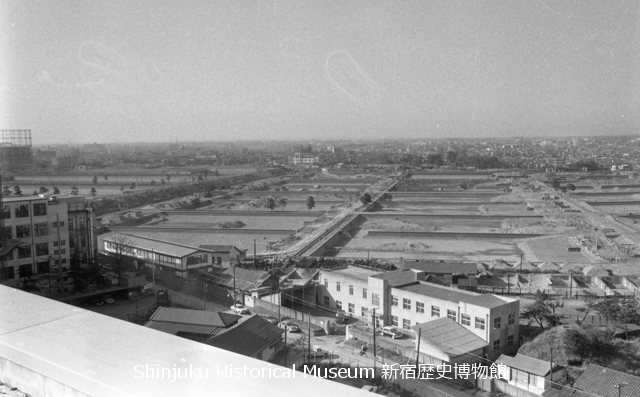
[307,321,311,362]
[415,327,421,372]
[549,347,553,383]
[284,325,288,367]
[520,251,523,273]
[507,273,511,294]
[233,263,237,305]
[569,270,573,299]
[372,308,377,371]
[203,282,207,310]
[614,382,628,397]
[253,238,257,267]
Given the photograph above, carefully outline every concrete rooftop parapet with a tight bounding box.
[0,286,372,397]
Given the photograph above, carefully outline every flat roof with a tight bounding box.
[396,281,510,308]
[370,269,418,286]
[322,266,380,281]
[0,286,373,397]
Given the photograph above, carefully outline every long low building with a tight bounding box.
[319,266,519,360]
[101,233,245,278]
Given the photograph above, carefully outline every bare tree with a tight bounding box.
[109,234,136,276]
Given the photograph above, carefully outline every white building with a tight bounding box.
[0,195,72,294]
[289,152,319,167]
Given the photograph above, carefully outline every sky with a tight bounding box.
[1,0,640,144]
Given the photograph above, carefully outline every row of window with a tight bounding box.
[327,280,369,299]
[493,335,515,350]
[1,203,48,219]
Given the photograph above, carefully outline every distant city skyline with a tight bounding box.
[2,1,640,143]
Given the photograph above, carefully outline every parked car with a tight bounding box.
[378,326,403,339]
[230,303,250,314]
[280,321,300,332]
[104,296,115,304]
[261,315,278,325]
[308,346,330,360]
[92,298,104,306]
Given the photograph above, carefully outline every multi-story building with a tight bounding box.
[289,152,318,167]
[0,196,72,294]
[319,267,519,360]
[58,195,97,268]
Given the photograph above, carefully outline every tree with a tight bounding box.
[521,290,564,329]
[160,179,166,185]
[360,193,372,205]
[39,186,48,194]
[52,186,60,195]
[129,182,137,190]
[103,175,109,181]
[13,185,22,196]
[3,186,11,196]
[32,190,38,195]
[278,197,288,211]
[150,179,157,186]
[266,197,276,211]
[306,196,315,211]
[70,186,79,195]
[595,299,640,340]
[110,234,135,277]
[92,176,98,185]
[90,187,97,197]
[120,185,125,192]
[166,173,171,182]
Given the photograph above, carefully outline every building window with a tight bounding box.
[493,339,500,350]
[508,313,515,325]
[336,282,341,292]
[403,298,411,310]
[324,278,328,288]
[475,317,486,330]
[52,221,65,228]
[391,315,398,326]
[361,307,369,317]
[336,300,342,310]
[402,319,411,330]
[217,257,222,264]
[349,285,354,295]
[372,293,379,306]
[494,317,501,329]
[37,261,49,274]
[0,226,11,240]
[34,222,48,236]
[323,296,330,306]
[461,314,471,326]
[15,204,29,218]
[391,295,398,306]
[447,309,457,321]
[33,203,47,216]
[431,306,440,317]
[16,225,31,238]
[507,335,514,347]
[17,244,31,259]
[348,303,355,314]
[19,264,32,278]
[362,288,367,299]
[416,301,424,313]
[0,267,14,280]
[35,243,49,256]
[1,205,10,219]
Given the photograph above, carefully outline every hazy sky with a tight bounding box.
[2,0,640,143]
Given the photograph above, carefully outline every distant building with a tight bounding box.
[289,152,318,167]
[572,364,640,397]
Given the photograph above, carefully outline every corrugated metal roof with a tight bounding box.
[496,353,552,377]
[149,307,240,327]
[371,269,419,286]
[412,318,488,358]
[206,314,283,357]
[104,233,200,258]
[573,364,640,397]
[398,281,509,308]
[144,321,225,336]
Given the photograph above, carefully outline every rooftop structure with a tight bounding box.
[0,285,371,397]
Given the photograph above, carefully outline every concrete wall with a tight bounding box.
[0,357,90,397]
